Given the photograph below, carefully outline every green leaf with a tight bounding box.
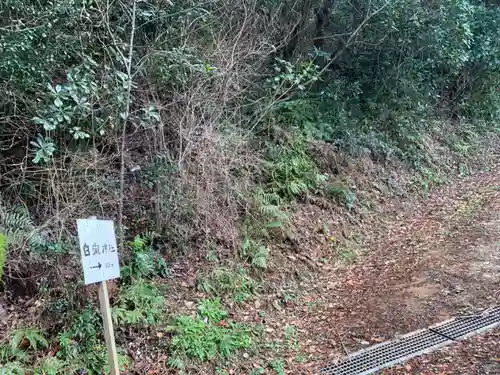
[116,71,129,82]
[54,97,63,107]
[266,221,282,229]
[10,331,23,351]
[32,153,42,164]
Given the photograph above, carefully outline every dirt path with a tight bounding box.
[279,168,500,374]
[132,167,500,374]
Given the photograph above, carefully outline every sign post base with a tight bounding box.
[98,280,119,375]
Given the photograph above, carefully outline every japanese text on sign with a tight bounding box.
[83,243,117,257]
[77,219,120,285]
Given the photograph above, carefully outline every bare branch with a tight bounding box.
[118,0,138,253]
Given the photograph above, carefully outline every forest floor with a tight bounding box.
[279,166,500,374]
[127,162,500,374]
[123,163,500,375]
[6,159,499,375]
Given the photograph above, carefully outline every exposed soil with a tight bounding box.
[278,167,500,374]
[4,163,500,375]
[136,166,500,375]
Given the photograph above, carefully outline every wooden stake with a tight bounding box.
[85,216,119,375]
[98,280,120,375]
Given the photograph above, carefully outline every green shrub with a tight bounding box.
[148,47,216,90]
[265,58,320,97]
[267,0,500,166]
[0,362,26,375]
[32,357,67,375]
[197,299,228,323]
[56,306,129,375]
[10,328,48,352]
[270,358,286,375]
[57,307,101,369]
[0,204,46,251]
[2,1,500,372]
[243,189,289,240]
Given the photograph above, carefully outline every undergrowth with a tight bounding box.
[113,280,164,326]
[0,308,130,374]
[197,267,260,302]
[0,234,6,281]
[264,139,327,201]
[1,0,500,373]
[167,299,257,369]
[121,234,169,282]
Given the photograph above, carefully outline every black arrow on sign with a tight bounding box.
[90,262,102,270]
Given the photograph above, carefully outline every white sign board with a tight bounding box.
[77,219,120,285]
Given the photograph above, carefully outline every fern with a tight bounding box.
[252,188,289,233]
[122,234,169,280]
[197,267,259,302]
[10,328,48,352]
[170,301,254,362]
[167,356,185,370]
[240,238,269,270]
[255,190,285,218]
[33,357,66,375]
[251,246,269,269]
[0,202,46,251]
[112,280,164,325]
[197,299,227,323]
[264,140,325,200]
[0,361,26,375]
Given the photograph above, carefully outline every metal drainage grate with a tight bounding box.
[320,307,500,375]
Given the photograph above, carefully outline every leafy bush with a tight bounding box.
[243,189,289,241]
[268,0,500,166]
[2,1,500,373]
[265,58,320,97]
[148,47,217,89]
[240,238,269,270]
[0,203,46,251]
[197,299,228,323]
[56,306,129,375]
[32,357,68,375]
